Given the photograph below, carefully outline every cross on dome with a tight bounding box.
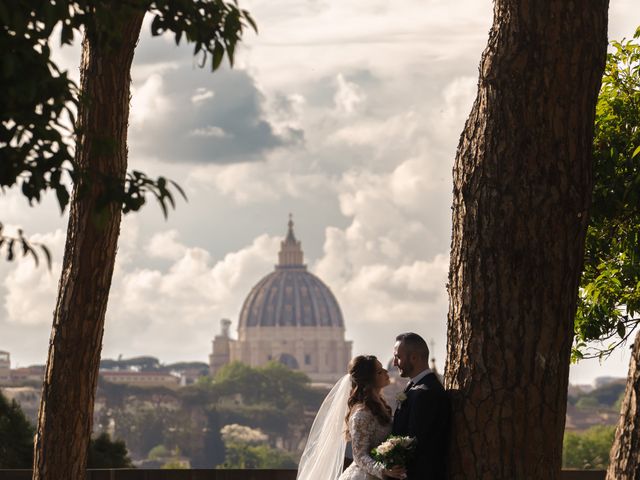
[278,214,305,268]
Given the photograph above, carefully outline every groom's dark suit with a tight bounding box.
[392,372,450,480]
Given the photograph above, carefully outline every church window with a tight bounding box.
[305,354,311,365]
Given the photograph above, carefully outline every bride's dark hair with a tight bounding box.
[344,355,391,436]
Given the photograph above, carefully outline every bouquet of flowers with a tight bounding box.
[371,435,417,469]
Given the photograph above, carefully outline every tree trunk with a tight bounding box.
[607,332,640,479]
[33,10,145,480]
[444,2,609,479]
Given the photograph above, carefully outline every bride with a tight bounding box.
[297,355,406,480]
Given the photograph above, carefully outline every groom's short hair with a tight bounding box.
[396,332,429,360]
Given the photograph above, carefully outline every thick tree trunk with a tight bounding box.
[33,10,145,480]
[444,2,609,479]
[607,332,640,479]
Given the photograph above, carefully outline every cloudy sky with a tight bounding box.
[1,1,638,385]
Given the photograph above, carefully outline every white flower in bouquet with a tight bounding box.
[371,435,417,468]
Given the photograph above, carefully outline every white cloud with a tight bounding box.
[130,74,170,127]
[101,233,282,359]
[188,126,229,138]
[147,230,188,260]
[331,111,420,147]
[4,0,635,386]
[334,74,365,115]
[191,87,215,104]
[3,230,65,326]
[188,155,332,205]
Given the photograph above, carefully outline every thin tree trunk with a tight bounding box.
[33,10,145,480]
[444,2,609,479]
[607,332,640,479]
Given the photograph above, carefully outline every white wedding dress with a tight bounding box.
[339,406,390,480]
[296,375,390,480]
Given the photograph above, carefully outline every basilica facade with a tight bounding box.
[209,218,352,384]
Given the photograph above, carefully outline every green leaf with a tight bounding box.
[616,321,626,339]
[150,15,163,36]
[55,186,70,213]
[169,180,187,201]
[632,144,640,158]
[6,239,15,261]
[212,40,225,71]
[243,11,258,33]
[60,23,74,46]
[40,244,52,271]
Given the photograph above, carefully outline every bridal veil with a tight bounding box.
[296,374,351,480]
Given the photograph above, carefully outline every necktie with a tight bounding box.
[404,381,414,393]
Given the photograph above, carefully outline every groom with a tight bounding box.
[392,332,450,480]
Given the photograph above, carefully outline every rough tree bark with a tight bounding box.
[444,2,609,479]
[607,333,640,479]
[33,10,145,480]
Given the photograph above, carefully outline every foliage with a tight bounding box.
[216,403,290,439]
[613,390,625,412]
[148,444,170,460]
[147,445,190,469]
[0,224,52,268]
[95,362,324,465]
[0,391,132,468]
[212,361,323,407]
[100,356,161,371]
[0,0,256,265]
[569,381,626,410]
[163,361,209,373]
[574,26,640,360]
[218,424,297,469]
[221,424,268,444]
[219,443,297,469]
[575,396,601,411]
[200,409,225,468]
[0,390,35,468]
[584,382,626,407]
[563,425,616,469]
[112,408,168,458]
[161,459,189,469]
[87,432,133,468]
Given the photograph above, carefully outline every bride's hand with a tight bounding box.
[383,465,407,479]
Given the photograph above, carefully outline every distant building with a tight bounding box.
[210,217,352,384]
[176,367,209,387]
[210,319,233,378]
[101,371,180,388]
[0,351,10,384]
[9,365,45,384]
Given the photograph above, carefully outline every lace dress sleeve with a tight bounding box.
[349,408,386,479]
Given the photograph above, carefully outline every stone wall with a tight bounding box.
[0,469,606,479]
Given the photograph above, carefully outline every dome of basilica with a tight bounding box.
[238,218,344,329]
[210,216,352,384]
